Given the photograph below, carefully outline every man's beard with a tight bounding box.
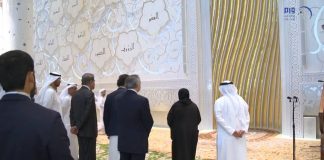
[30,86,36,99]
[30,74,37,101]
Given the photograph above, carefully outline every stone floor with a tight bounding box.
[96,127,320,160]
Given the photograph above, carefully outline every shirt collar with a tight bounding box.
[5,91,31,99]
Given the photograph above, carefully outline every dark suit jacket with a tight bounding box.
[0,94,73,160]
[70,86,97,138]
[116,90,154,154]
[103,87,127,136]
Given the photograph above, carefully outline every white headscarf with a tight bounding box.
[219,80,238,96]
[219,81,244,107]
[35,72,61,104]
[0,84,5,99]
[98,88,106,96]
[96,88,106,108]
[219,80,249,129]
[59,83,77,100]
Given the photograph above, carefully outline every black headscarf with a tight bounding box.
[178,88,191,104]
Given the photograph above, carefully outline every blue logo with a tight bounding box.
[284,7,295,14]
[284,7,296,21]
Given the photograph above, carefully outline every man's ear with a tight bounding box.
[24,71,34,92]
[27,71,34,83]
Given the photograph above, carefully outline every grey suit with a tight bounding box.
[70,86,97,160]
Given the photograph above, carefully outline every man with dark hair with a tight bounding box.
[103,74,129,160]
[70,73,97,160]
[0,50,73,160]
[116,74,154,160]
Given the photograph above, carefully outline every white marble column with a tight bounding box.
[2,0,33,54]
[197,0,213,130]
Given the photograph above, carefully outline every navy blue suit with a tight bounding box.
[0,94,73,160]
[115,90,153,159]
[103,87,127,136]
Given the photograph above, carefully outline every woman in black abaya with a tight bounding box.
[167,88,201,160]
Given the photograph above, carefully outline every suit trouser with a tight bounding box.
[78,136,96,160]
[120,152,145,160]
[108,136,120,160]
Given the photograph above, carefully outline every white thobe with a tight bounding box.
[96,95,106,131]
[0,85,5,99]
[41,87,62,115]
[0,90,4,99]
[61,95,79,160]
[214,95,250,160]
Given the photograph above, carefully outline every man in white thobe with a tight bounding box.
[60,83,79,160]
[35,72,62,115]
[214,80,250,160]
[96,88,106,132]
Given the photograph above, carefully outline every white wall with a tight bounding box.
[279,0,324,138]
[1,0,33,54]
[33,0,213,129]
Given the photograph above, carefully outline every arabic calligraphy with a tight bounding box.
[95,48,106,56]
[149,12,159,22]
[121,43,135,53]
[77,31,85,38]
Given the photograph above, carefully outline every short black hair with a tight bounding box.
[117,74,129,87]
[0,50,34,92]
[81,73,95,85]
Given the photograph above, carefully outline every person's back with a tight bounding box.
[71,86,97,137]
[0,50,72,160]
[167,88,201,160]
[0,95,71,160]
[70,73,97,160]
[214,81,250,160]
[116,75,153,160]
[117,90,153,153]
[168,101,200,130]
[104,87,127,135]
[103,74,129,160]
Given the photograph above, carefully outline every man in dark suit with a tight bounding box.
[0,50,73,160]
[103,74,129,160]
[70,73,97,160]
[115,74,154,160]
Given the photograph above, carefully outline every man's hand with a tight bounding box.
[70,126,78,135]
[238,130,245,137]
[232,131,241,138]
